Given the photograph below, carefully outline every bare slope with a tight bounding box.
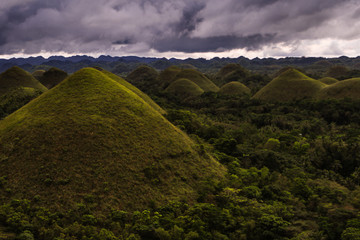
[0,68,224,210]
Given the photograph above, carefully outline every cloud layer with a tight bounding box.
[0,0,359,57]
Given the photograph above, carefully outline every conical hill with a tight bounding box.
[96,68,165,114]
[318,77,338,85]
[0,68,224,210]
[253,68,326,102]
[173,69,219,92]
[165,78,204,99]
[39,67,68,89]
[159,66,182,89]
[219,81,251,96]
[0,66,47,95]
[317,78,360,100]
[126,65,160,93]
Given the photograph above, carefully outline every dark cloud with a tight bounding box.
[153,34,276,53]
[0,0,358,56]
[174,2,205,37]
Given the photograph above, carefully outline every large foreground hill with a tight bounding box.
[0,68,224,210]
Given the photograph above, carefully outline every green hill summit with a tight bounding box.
[39,67,68,89]
[0,66,47,95]
[0,68,223,210]
[317,78,360,100]
[219,81,251,96]
[253,68,326,102]
[165,78,204,100]
[173,69,219,92]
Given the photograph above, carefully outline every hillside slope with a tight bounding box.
[317,78,360,100]
[0,68,224,210]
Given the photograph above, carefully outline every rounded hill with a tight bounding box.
[318,77,338,85]
[215,64,250,86]
[253,68,326,102]
[218,81,251,96]
[32,70,45,80]
[317,78,360,100]
[159,66,182,89]
[173,69,219,92]
[165,78,204,99]
[0,66,47,95]
[126,65,159,93]
[39,67,68,89]
[0,68,224,210]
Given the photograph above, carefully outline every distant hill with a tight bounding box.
[317,78,360,100]
[318,77,338,85]
[172,69,219,92]
[39,67,68,89]
[215,63,250,86]
[253,68,326,102]
[0,66,47,95]
[159,66,182,89]
[165,78,204,100]
[32,69,45,80]
[126,65,160,93]
[218,81,251,96]
[0,68,224,210]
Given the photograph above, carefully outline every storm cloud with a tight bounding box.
[0,0,359,57]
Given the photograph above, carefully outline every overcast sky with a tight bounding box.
[1,0,360,59]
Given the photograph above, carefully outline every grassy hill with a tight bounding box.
[165,78,204,99]
[126,65,160,93]
[215,64,250,86]
[96,68,165,114]
[173,69,219,92]
[317,78,360,100]
[39,67,68,89]
[0,66,47,95]
[32,69,45,80]
[0,68,224,210]
[159,66,182,89]
[253,68,326,102]
[218,81,251,96]
[318,77,338,85]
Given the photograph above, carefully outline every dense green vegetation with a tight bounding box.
[0,63,360,239]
